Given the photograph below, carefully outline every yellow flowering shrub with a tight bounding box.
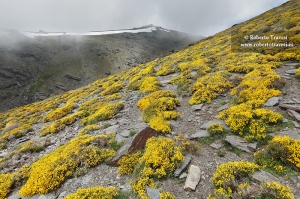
[78,124,100,136]
[230,67,281,105]
[139,76,161,93]
[149,117,171,134]
[160,191,176,199]
[118,137,183,199]
[137,90,177,110]
[210,161,260,198]
[103,93,122,101]
[19,135,115,196]
[137,90,180,133]
[42,100,77,122]
[0,124,32,141]
[64,186,119,199]
[0,173,14,199]
[206,123,224,135]
[296,68,300,80]
[81,102,124,125]
[219,102,282,141]
[189,71,233,105]
[100,81,125,96]
[261,181,294,199]
[118,151,143,175]
[254,136,300,172]
[39,120,66,136]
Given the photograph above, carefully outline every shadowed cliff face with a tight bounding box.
[0,28,202,112]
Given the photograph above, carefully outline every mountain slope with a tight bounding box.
[0,25,201,112]
[0,1,300,199]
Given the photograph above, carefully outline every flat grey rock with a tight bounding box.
[279,104,300,112]
[184,165,201,191]
[0,151,8,158]
[292,121,300,128]
[210,143,223,150]
[120,130,131,137]
[103,125,119,133]
[283,118,289,123]
[282,76,291,80]
[271,130,300,140]
[286,69,297,75]
[200,119,229,130]
[115,134,128,144]
[146,186,160,199]
[179,172,188,179]
[217,104,230,112]
[174,155,192,176]
[160,79,171,84]
[264,97,280,107]
[293,98,300,104]
[252,170,278,184]
[287,110,300,122]
[57,191,67,199]
[225,135,251,152]
[247,142,257,152]
[191,104,204,111]
[281,100,297,104]
[132,122,147,132]
[190,130,209,139]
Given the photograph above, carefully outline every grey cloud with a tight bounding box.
[0,0,288,36]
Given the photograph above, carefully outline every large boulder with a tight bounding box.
[108,127,158,166]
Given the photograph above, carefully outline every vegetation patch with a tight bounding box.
[117,137,184,199]
[19,135,115,196]
[254,136,300,175]
[137,90,180,133]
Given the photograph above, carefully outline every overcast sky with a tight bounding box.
[0,0,289,36]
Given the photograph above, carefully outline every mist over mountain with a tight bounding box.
[0,25,202,112]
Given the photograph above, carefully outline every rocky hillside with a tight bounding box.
[0,25,201,112]
[0,0,300,199]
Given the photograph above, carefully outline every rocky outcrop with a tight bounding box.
[108,127,158,166]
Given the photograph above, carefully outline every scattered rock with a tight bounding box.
[108,127,158,166]
[132,122,148,132]
[174,155,192,177]
[210,143,223,150]
[292,121,300,128]
[281,100,296,104]
[7,193,22,199]
[103,125,119,133]
[15,137,30,145]
[279,104,300,112]
[247,142,257,152]
[160,79,170,84]
[225,135,256,152]
[282,76,291,80]
[287,110,300,122]
[200,119,229,130]
[263,97,280,107]
[191,104,203,111]
[57,191,67,199]
[252,170,279,184]
[179,172,188,179]
[55,83,67,91]
[217,104,230,112]
[146,186,160,199]
[120,130,131,138]
[64,74,82,81]
[285,69,297,75]
[283,118,289,123]
[115,134,127,144]
[293,98,300,104]
[184,165,201,191]
[0,151,8,158]
[190,130,209,139]
[120,183,131,192]
[270,130,300,140]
